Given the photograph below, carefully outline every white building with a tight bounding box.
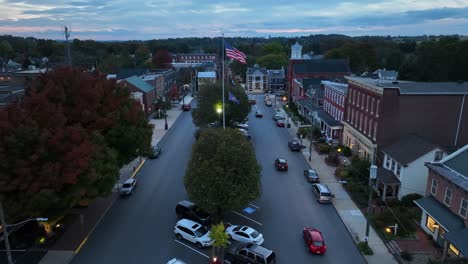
[246,64,267,92]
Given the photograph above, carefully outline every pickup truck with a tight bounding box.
[288,140,305,151]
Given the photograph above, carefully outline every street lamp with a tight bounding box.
[365,165,378,245]
[0,202,48,264]
[216,105,222,125]
[385,224,398,236]
[162,97,168,130]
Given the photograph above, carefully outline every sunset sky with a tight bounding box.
[0,0,467,40]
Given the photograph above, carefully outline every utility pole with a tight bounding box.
[64,26,71,67]
[0,202,13,264]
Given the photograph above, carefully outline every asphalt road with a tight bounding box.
[72,96,365,264]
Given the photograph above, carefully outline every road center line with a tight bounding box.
[233,211,263,226]
[174,239,209,258]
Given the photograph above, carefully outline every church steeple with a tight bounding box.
[291,41,302,59]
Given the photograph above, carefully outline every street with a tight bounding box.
[72,96,365,264]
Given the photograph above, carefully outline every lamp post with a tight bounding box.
[365,165,378,245]
[216,105,222,125]
[0,202,48,264]
[162,97,168,130]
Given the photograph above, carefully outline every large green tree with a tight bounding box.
[184,128,261,219]
[192,82,250,127]
[0,67,152,222]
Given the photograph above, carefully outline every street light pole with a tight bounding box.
[0,202,13,264]
[365,165,378,245]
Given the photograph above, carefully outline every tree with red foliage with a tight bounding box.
[169,84,180,101]
[152,49,173,69]
[0,68,152,222]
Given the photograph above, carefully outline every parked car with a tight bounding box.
[237,128,251,140]
[149,145,162,159]
[303,227,326,254]
[174,219,213,248]
[274,158,288,171]
[288,140,304,151]
[311,184,332,203]
[182,104,191,111]
[249,99,256,105]
[304,169,320,183]
[119,178,137,195]
[225,242,276,264]
[226,225,264,245]
[255,111,263,118]
[273,114,286,121]
[276,119,285,127]
[236,122,249,130]
[175,200,211,226]
[265,100,272,107]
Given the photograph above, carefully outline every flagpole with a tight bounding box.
[222,33,226,130]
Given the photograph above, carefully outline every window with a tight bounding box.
[347,106,351,122]
[361,93,365,109]
[368,119,373,136]
[371,98,374,114]
[444,188,452,206]
[373,122,378,140]
[356,91,360,106]
[359,112,363,130]
[351,109,355,124]
[396,164,401,177]
[366,96,370,112]
[459,199,467,218]
[364,117,368,133]
[376,100,380,117]
[434,151,443,161]
[426,215,437,232]
[391,159,395,171]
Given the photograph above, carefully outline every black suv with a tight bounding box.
[175,200,211,226]
[225,242,276,264]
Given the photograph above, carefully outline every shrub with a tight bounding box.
[318,144,331,154]
[401,193,423,207]
[297,127,312,139]
[400,251,413,261]
[357,242,374,255]
[342,146,352,157]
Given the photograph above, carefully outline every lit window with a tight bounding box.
[444,188,452,206]
[426,216,437,233]
[449,244,460,256]
[459,199,467,218]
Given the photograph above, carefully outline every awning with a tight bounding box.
[445,228,468,256]
[376,167,400,184]
[414,196,465,232]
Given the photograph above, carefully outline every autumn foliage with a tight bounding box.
[0,68,152,221]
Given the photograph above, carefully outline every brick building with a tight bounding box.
[121,76,156,115]
[321,81,348,143]
[174,53,217,64]
[342,77,468,161]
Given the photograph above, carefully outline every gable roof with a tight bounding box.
[292,59,350,74]
[425,144,468,192]
[125,76,154,93]
[382,135,439,166]
[247,66,267,75]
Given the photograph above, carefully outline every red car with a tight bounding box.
[303,227,326,254]
[275,158,288,171]
[276,120,285,127]
[182,104,191,111]
[249,99,256,105]
[255,111,263,118]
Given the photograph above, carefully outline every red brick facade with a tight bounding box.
[426,169,468,226]
[120,80,156,115]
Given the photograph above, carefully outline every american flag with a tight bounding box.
[225,41,246,64]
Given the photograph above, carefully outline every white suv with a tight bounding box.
[174,219,214,248]
[119,178,137,195]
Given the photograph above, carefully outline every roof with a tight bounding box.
[302,78,322,90]
[347,77,468,95]
[197,72,216,78]
[292,59,350,74]
[445,228,468,256]
[318,110,342,128]
[296,99,321,112]
[376,167,400,184]
[267,69,284,78]
[382,135,439,166]
[425,144,468,192]
[116,68,148,79]
[125,76,154,93]
[322,80,348,94]
[414,196,465,232]
[377,70,398,79]
[247,66,267,75]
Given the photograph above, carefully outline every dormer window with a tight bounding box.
[434,151,443,161]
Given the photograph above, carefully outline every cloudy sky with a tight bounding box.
[0,0,467,40]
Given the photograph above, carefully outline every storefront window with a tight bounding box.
[426,215,437,233]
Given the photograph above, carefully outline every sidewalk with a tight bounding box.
[276,106,398,264]
[39,95,193,264]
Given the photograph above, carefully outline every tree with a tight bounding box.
[192,82,250,127]
[185,128,261,220]
[256,54,287,69]
[0,40,14,58]
[169,85,180,100]
[152,49,172,69]
[209,222,229,263]
[0,67,152,222]
[134,45,150,67]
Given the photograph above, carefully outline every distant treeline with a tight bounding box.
[0,34,467,82]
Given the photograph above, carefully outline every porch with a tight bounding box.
[376,167,400,201]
